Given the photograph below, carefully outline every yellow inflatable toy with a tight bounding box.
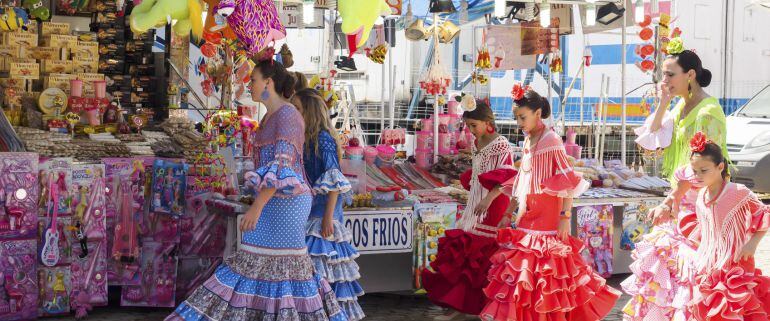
[337,0,390,57]
[129,0,203,42]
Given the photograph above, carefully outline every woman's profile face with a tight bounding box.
[514,106,540,134]
[250,69,268,102]
[661,58,695,97]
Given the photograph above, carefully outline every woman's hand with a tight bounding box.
[498,215,512,229]
[648,204,673,225]
[321,216,335,239]
[558,218,571,240]
[658,82,674,105]
[240,209,260,232]
[737,242,758,262]
[474,196,493,217]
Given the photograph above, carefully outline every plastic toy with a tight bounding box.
[0,7,29,32]
[150,159,187,216]
[37,267,71,316]
[23,0,50,21]
[0,240,38,321]
[129,0,203,41]
[215,0,285,56]
[337,0,390,56]
[0,153,39,240]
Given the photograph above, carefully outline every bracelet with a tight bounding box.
[659,204,672,211]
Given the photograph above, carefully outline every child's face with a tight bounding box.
[514,106,541,134]
[690,155,725,188]
[464,119,490,138]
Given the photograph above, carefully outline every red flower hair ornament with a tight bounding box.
[689,131,711,153]
[511,83,530,101]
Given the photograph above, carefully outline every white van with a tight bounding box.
[726,85,770,193]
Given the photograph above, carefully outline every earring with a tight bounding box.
[486,125,495,134]
[688,80,693,99]
[260,86,269,100]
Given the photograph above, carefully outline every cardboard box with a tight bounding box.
[29,47,59,61]
[75,40,99,60]
[10,62,41,80]
[74,56,99,73]
[6,32,38,49]
[46,73,77,92]
[44,34,78,50]
[42,22,71,36]
[77,73,105,96]
[42,60,74,74]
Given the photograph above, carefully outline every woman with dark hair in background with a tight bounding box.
[481,86,620,321]
[422,100,517,321]
[623,40,730,321]
[166,59,347,321]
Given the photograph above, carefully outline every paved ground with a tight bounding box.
[43,236,770,321]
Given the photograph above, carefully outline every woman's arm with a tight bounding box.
[240,187,277,232]
[650,84,673,132]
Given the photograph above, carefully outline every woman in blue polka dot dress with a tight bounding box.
[166,59,347,321]
[293,89,365,320]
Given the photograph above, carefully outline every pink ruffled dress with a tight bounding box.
[691,183,770,321]
[634,111,674,151]
[481,129,620,321]
[621,166,702,321]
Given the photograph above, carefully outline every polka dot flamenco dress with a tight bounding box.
[166,105,348,321]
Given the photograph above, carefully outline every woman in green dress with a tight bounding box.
[622,40,730,320]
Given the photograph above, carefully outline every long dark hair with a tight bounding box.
[254,59,296,99]
[668,50,712,88]
[514,90,551,119]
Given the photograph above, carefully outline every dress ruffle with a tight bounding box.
[479,169,519,190]
[541,171,590,199]
[750,205,770,233]
[422,229,500,315]
[634,111,674,151]
[312,169,352,195]
[620,224,698,321]
[481,228,621,321]
[166,251,347,321]
[245,161,309,196]
[693,264,770,321]
[304,218,365,321]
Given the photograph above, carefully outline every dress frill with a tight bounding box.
[480,228,621,321]
[634,111,674,151]
[620,223,698,321]
[245,161,309,196]
[166,250,348,321]
[421,229,501,315]
[306,218,365,321]
[693,264,770,321]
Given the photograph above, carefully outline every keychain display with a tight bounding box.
[149,159,187,216]
[0,239,39,321]
[0,154,39,240]
[37,266,71,316]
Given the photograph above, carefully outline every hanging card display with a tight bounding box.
[576,204,614,278]
[71,164,107,240]
[0,153,40,240]
[150,159,187,216]
[37,266,71,316]
[0,239,39,321]
[620,201,653,251]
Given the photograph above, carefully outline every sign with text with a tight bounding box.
[279,4,325,29]
[343,209,413,254]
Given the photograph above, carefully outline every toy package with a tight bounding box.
[0,153,40,240]
[412,203,457,291]
[107,158,149,286]
[37,216,75,266]
[37,266,71,316]
[120,242,178,308]
[180,193,226,257]
[576,204,615,278]
[0,239,39,321]
[39,157,73,217]
[620,201,654,251]
[71,164,107,240]
[70,240,108,314]
[150,159,187,216]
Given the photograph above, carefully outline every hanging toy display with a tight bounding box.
[0,7,29,32]
[365,25,388,64]
[309,70,339,108]
[203,109,242,149]
[129,0,203,41]
[215,0,285,56]
[23,0,50,21]
[420,49,451,96]
[549,53,563,73]
[338,0,391,57]
[475,47,491,70]
[471,72,488,85]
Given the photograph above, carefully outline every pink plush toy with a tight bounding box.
[216,0,286,56]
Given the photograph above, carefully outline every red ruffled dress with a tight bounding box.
[690,183,770,321]
[422,136,517,315]
[481,129,621,321]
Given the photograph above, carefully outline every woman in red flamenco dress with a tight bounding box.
[422,100,517,321]
[480,86,621,321]
[684,133,770,321]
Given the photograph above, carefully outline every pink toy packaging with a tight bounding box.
[576,204,615,278]
[38,158,73,217]
[120,242,178,308]
[37,216,75,266]
[0,153,40,240]
[180,193,226,258]
[175,257,221,303]
[150,159,187,217]
[37,266,72,316]
[0,239,39,321]
[103,158,137,220]
[71,164,107,240]
[70,240,108,318]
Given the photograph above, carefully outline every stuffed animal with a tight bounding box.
[129,0,203,42]
[0,7,29,31]
[23,0,50,21]
[338,0,391,57]
[203,0,237,40]
[215,0,285,56]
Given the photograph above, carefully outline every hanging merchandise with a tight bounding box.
[366,25,388,64]
[338,0,391,57]
[37,267,71,316]
[470,72,488,85]
[549,52,563,73]
[40,173,62,268]
[455,93,476,112]
[0,239,39,321]
[475,47,491,70]
[71,165,107,240]
[202,0,237,40]
[576,204,614,278]
[129,0,203,41]
[0,153,39,240]
[203,109,242,148]
[120,242,179,307]
[214,0,285,56]
[150,159,188,217]
[0,7,29,32]
[23,0,50,21]
[70,241,107,318]
[309,70,339,108]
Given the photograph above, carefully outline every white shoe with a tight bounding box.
[434,310,463,321]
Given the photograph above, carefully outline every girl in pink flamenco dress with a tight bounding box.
[480,87,621,321]
[684,133,770,321]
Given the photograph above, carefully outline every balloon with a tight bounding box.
[129,0,203,42]
[639,27,653,41]
[338,0,391,56]
[216,0,285,56]
[201,42,217,58]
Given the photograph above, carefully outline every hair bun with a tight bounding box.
[698,68,712,88]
